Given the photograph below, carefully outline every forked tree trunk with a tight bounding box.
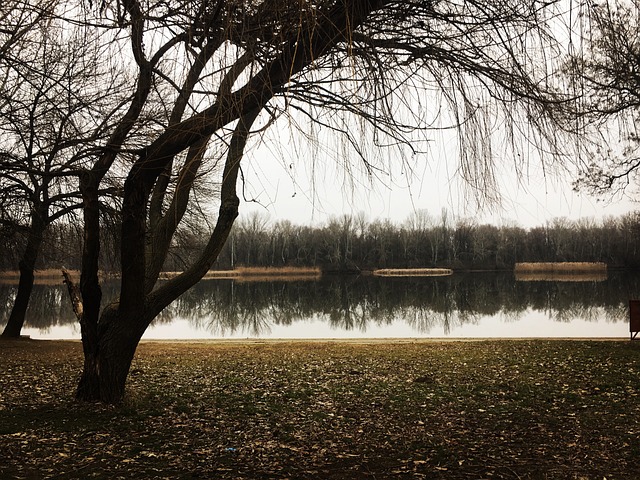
[73,106,260,403]
[75,306,144,403]
[76,172,103,401]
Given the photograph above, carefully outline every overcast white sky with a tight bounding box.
[222,1,639,229]
[237,137,638,229]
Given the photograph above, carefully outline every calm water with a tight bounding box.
[2,271,639,339]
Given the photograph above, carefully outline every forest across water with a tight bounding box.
[2,211,640,274]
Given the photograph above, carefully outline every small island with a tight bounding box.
[372,268,454,277]
[514,262,608,282]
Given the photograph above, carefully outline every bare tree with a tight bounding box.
[9,0,574,402]
[0,1,127,337]
[0,1,57,63]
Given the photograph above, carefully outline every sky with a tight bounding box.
[237,136,638,229]
[222,1,638,230]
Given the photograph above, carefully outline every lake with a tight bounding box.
[2,271,639,340]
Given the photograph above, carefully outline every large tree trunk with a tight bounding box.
[1,217,45,338]
[72,3,155,401]
[76,306,143,403]
[1,261,36,338]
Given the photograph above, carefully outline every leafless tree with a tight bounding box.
[0,1,57,63]
[5,0,574,402]
[0,1,128,337]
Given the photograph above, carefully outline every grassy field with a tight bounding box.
[1,339,639,479]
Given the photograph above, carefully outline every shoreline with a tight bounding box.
[2,336,629,345]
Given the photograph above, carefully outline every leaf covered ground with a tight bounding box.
[1,339,639,479]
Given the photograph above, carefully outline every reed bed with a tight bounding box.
[234,274,320,283]
[234,266,321,282]
[163,266,323,282]
[234,266,321,277]
[514,262,607,273]
[372,268,453,277]
[0,269,91,285]
[198,270,239,279]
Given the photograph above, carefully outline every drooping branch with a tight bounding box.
[120,0,389,315]
[129,0,390,183]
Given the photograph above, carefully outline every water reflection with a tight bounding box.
[1,272,638,339]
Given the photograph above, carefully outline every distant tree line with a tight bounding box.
[2,209,639,274]
[193,210,640,271]
[0,220,117,272]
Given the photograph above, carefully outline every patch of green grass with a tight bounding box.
[1,339,639,479]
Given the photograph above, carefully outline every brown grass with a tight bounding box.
[161,266,322,282]
[514,262,607,273]
[0,269,73,285]
[0,269,118,285]
[372,268,453,277]
[235,266,321,276]
[234,266,322,282]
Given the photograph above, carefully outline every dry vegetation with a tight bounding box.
[0,269,119,285]
[160,266,323,282]
[514,263,608,282]
[372,268,454,277]
[514,262,608,273]
[2,339,639,479]
[233,266,322,282]
[0,269,73,286]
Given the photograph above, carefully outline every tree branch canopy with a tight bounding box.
[3,0,582,402]
[564,0,640,196]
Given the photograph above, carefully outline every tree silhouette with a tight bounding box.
[2,0,576,402]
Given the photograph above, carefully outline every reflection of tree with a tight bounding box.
[157,272,640,336]
[0,281,120,331]
[0,281,114,330]
[0,284,72,329]
[3,273,640,336]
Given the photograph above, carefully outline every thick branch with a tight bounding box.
[144,108,260,323]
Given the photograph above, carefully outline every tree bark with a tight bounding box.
[1,262,36,338]
[75,305,142,403]
[75,10,156,399]
[75,110,259,404]
[75,171,103,400]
